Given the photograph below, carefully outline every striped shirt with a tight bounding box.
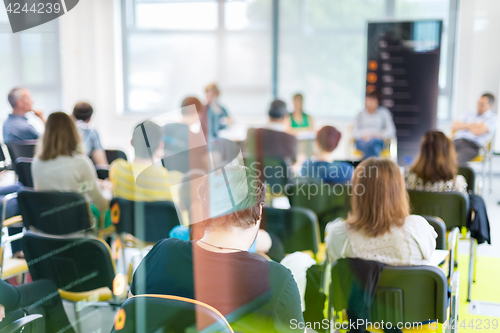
[109,159,174,201]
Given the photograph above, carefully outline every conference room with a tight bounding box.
[1,0,499,332]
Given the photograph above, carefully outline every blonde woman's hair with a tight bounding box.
[347,158,409,237]
[37,111,83,161]
[205,83,220,96]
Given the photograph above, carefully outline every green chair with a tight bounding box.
[422,216,446,250]
[408,190,476,302]
[329,259,458,333]
[458,165,475,193]
[288,179,351,241]
[244,156,290,190]
[263,206,320,258]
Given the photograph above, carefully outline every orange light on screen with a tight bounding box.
[366,85,376,93]
[367,73,378,83]
[368,60,378,71]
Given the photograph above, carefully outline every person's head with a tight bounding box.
[410,131,457,183]
[293,93,303,113]
[268,99,287,122]
[365,90,381,113]
[347,158,409,237]
[8,87,33,115]
[198,165,265,236]
[205,83,220,105]
[72,102,94,123]
[316,126,341,153]
[37,112,82,161]
[477,93,495,115]
[132,120,163,159]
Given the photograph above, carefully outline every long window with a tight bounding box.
[122,0,456,120]
[0,11,61,115]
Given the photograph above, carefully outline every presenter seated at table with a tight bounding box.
[246,100,298,164]
[405,131,467,194]
[325,158,436,266]
[451,93,496,164]
[301,126,353,184]
[353,91,396,158]
[285,93,314,134]
[205,83,232,139]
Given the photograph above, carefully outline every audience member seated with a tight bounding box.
[205,83,232,139]
[285,93,314,134]
[32,112,109,227]
[407,131,491,244]
[405,131,467,194]
[129,165,304,332]
[301,126,353,184]
[3,87,45,144]
[246,100,298,165]
[326,158,436,265]
[452,93,496,164]
[110,121,173,202]
[0,279,76,333]
[72,102,108,166]
[353,91,396,158]
[163,96,212,173]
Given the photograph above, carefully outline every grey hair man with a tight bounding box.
[3,87,45,143]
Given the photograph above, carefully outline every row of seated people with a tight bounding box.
[0,93,490,332]
[2,159,444,333]
[1,132,487,331]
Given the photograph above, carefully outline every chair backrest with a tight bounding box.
[244,156,289,189]
[288,180,351,240]
[6,140,37,164]
[407,190,469,230]
[17,191,92,235]
[14,157,33,188]
[111,198,180,243]
[0,144,6,163]
[106,149,128,164]
[423,216,446,250]
[21,231,116,293]
[458,165,475,193]
[263,206,320,255]
[112,295,233,333]
[330,259,448,325]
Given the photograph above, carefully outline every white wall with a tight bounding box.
[57,0,500,158]
[452,0,500,149]
[59,0,140,158]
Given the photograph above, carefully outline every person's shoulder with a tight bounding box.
[110,158,131,172]
[404,215,433,232]
[150,238,192,256]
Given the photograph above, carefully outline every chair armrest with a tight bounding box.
[1,193,18,229]
[450,272,460,333]
[0,314,43,333]
[3,215,22,227]
[448,227,460,280]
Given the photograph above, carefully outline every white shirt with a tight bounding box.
[32,154,109,213]
[325,215,437,266]
[352,106,396,140]
[264,122,286,132]
[453,110,497,147]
